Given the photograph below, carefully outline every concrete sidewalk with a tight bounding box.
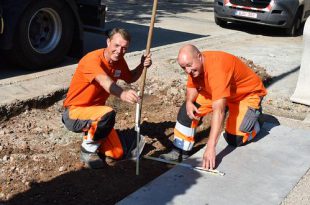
[117,122,310,205]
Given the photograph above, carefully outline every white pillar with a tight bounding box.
[290,17,310,105]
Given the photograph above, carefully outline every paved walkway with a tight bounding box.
[117,122,310,205]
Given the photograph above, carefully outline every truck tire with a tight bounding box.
[12,0,74,69]
[285,8,302,37]
[214,16,227,27]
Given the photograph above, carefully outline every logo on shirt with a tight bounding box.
[114,69,121,77]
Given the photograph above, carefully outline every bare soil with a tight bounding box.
[0,90,210,205]
[0,59,309,205]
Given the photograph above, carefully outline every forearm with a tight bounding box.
[129,63,144,83]
[207,109,225,147]
[186,87,198,103]
[207,99,226,147]
[95,74,123,98]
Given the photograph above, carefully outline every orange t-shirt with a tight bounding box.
[187,51,267,102]
[64,48,133,107]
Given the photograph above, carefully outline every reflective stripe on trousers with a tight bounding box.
[173,121,197,151]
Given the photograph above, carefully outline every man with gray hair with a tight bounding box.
[62,28,152,168]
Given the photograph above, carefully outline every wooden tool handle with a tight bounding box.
[135,0,158,176]
[138,0,158,101]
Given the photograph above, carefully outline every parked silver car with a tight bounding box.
[214,0,310,36]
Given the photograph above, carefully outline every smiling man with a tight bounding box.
[62,28,152,169]
[160,44,267,170]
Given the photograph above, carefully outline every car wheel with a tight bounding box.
[11,0,74,69]
[214,16,227,27]
[285,9,302,36]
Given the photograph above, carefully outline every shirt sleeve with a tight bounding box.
[208,57,234,101]
[79,54,108,83]
[186,75,197,88]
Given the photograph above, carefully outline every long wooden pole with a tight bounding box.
[139,0,158,100]
[135,0,158,176]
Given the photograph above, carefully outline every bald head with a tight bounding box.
[177,44,203,78]
[178,44,200,62]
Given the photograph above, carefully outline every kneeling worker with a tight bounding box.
[62,28,152,168]
[160,44,267,170]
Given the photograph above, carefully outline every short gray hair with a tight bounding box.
[106,28,131,42]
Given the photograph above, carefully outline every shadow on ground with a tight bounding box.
[85,21,207,53]
[106,0,214,24]
[220,21,305,37]
[1,120,206,205]
[1,160,164,205]
[2,159,204,205]
[0,23,206,80]
[264,66,300,88]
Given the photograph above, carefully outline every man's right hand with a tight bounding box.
[120,89,140,104]
[202,145,216,170]
[186,101,200,120]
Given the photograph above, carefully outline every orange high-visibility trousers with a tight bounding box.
[173,94,263,150]
[62,105,123,159]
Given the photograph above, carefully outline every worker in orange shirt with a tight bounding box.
[62,28,152,169]
[160,44,267,170]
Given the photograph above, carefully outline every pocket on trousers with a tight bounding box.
[239,107,261,133]
[62,108,90,133]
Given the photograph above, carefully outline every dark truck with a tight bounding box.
[0,0,106,69]
[214,0,310,36]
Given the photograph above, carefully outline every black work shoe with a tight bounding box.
[159,147,190,162]
[80,147,104,169]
